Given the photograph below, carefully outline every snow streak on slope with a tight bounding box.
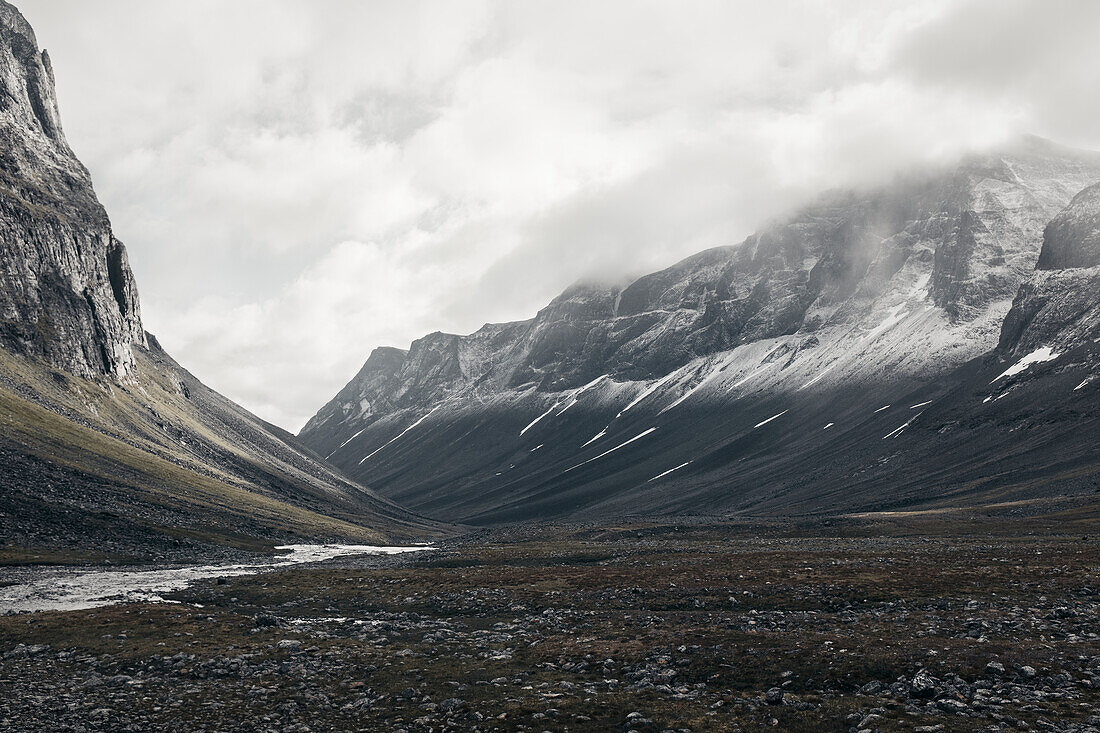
[582,427,608,447]
[359,406,441,464]
[647,461,691,483]
[557,375,609,416]
[564,428,658,473]
[618,372,678,417]
[883,411,925,440]
[328,427,368,458]
[659,353,740,414]
[753,411,788,429]
[520,401,562,436]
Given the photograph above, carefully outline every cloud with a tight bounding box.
[892,0,1100,146]
[15,0,1100,431]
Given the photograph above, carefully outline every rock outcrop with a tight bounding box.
[1036,182,1100,270]
[999,181,1100,362]
[0,0,145,379]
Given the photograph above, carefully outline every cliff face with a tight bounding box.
[0,1,145,379]
[1036,182,1100,270]
[0,2,445,556]
[999,182,1100,364]
[301,139,1100,524]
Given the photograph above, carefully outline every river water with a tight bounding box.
[0,544,433,614]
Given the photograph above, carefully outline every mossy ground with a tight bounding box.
[1,517,1098,731]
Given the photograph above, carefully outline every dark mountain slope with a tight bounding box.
[0,1,444,560]
[302,138,1100,524]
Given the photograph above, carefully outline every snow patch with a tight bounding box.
[520,401,561,436]
[731,362,774,390]
[557,375,610,416]
[883,411,924,440]
[618,372,677,417]
[327,426,368,458]
[864,304,908,341]
[358,406,440,464]
[798,360,839,391]
[647,461,692,483]
[992,347,1059,383]
[907,273,931,299]
[659,354,738,414]
[563,428,657,473]
[582,427,609,447]
[753,410,788,429]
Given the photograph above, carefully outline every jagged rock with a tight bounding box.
[999,183,1100,361]
[0,0,145,379]
[1037,182,1100,269]
[909,670,939,699]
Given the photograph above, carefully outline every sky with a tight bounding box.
[16,0,1100,432]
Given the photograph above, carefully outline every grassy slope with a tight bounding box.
[0,344,449,562]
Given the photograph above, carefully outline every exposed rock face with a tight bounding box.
[1000,181,1100,360]
[1036,182,1100,270]
[0,1,145,379]
[301,139,1100,524]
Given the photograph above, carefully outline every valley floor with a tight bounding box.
[2,515,1100,732]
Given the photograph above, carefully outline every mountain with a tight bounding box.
[0,1,443,561]
[1002,181,1100,358]
[301,137,1100,524]
[0,2,143,379]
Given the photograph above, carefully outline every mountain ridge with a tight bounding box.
[301,136,1100,524]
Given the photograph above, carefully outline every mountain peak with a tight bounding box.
[0,1,36,47]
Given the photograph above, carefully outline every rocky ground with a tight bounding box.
[1,516,1099,732]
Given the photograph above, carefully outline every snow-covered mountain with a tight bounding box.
[301,137,1100,523]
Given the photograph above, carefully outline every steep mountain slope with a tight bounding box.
[0,1,443,560]
[996,181,1100,392]
[0,2,143,379]
[302,138,1100,524]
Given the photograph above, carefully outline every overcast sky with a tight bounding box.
[16,0,1100,431]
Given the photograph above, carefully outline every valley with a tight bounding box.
[3,515,1100,732]
[0,2,1099,731]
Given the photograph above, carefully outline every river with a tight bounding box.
[0,544,433,614]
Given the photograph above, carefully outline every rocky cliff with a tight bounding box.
[0,1,145,379]
[0,2,444,558]
[1036,182,1100,270]
[302,138,1100,524]
[997,181,1100,385]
